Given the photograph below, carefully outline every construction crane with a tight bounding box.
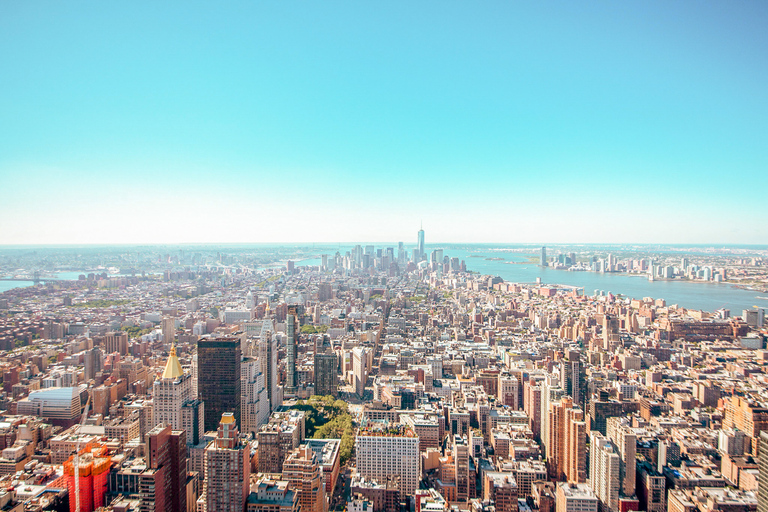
[74,395,91,512]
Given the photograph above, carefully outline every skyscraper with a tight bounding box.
[180,399,205,446]
[356,429,420,495]
[540,374,564,459]
[314,350,338,398]
[589,432,620,512]
[198,336,242,431]
[104,331,129,355]
[153,345,194,432]
[283,445,326,512]
[161,317,176,345]
[454,435,470,501]
[204,413,250,512]
[606,417,636,498]
[145,424,188,512]
[541,246,547,267]
[352,347,368,398]
[242,355,270,436]
[417,225,425,261]
[258,327,279,412]
[758,431,768,512]
[560,349,586,411]
[84,347,103,381]
[548,396,586,483]
[285,307,299,395]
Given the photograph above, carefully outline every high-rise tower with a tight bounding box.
[590,431,620,512]
[145,424,188,512]
[204,413,250,512]
[560,349,586,411]
[198,336,242,431]
[258,326,279,412]
[541,246,547,267]
[283,445,326,512]
[758,431,768,512]
[417,225,425,261]
[285,307,299,395]
[153,345,194,432]
[314,349,338,398]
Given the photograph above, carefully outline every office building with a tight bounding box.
[637,461,666,512]
[759,431,768,512]
[454,435,470,501]
[417,226,425,261]
[17,386,84,428]
[204,413,250,512]
[285,307,299,395]
[723,396,768,456]
[144,424,187,512]
[352,347,369,398]
[556,483,598,512]
[162,317,176,345]
[541,247,547,267]
[84,347,103,381]
[589,432,620,512]
[257,410,307,474]
[153,345,194,432]
[258,327,279,412]
[247,477,299,512]
[483,472,519,512]
[104,331,129,355]
[606,417,636,497]
[356,428,419,495]
[314,351,338,398]
[540,375,564,460]
[548,397,586,483]
[242,356,270,436]
[180,399,205,446]
[560,349,585,410]
[282,445,326,512]
[198,336,242,431]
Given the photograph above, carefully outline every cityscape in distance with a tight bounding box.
[1,3,768,512]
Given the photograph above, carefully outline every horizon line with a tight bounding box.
[0,242,767,248]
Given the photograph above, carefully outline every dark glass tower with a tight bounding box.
[285,307,299,395]
[314,351,338,398]
[198,336,242,431]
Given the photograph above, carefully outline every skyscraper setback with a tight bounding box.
[203,413,250,512]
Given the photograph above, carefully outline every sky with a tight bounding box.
[0,1,766,245]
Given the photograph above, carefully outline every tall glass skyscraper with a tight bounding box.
[198,336,242,431]
[417,226,425,261]
[285,306,299,395]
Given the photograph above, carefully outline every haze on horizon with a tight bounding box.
[1,2,766,246]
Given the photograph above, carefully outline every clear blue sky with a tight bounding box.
[1,1,766,244]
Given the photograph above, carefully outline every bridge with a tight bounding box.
[0,272,60,285]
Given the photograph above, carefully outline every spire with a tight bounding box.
[162,344,184,379]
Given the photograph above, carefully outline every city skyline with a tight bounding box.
[1,2,767,245]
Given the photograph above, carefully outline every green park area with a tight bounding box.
[292,395,355,464]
